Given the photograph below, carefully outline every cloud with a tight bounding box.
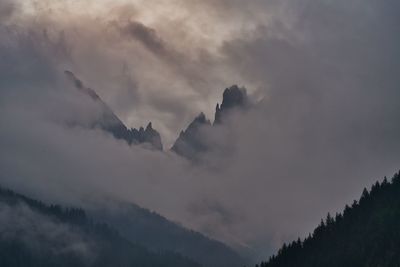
[0,0,17,22]
[0,0,400,262]
[121,21,167,56]
[0,202,94,260]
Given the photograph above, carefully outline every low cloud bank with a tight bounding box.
[1,0,399,260]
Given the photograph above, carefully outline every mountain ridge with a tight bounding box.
[64,72,248,157]
[65,70,163,150]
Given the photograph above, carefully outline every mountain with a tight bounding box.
[89,200,246,267]
[65,71,163,150]
[64,74,247,155]
[0,186,199,267]
[254,171,400,267]
[172,85,248,159]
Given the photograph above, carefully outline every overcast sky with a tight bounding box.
[1,0,400,260]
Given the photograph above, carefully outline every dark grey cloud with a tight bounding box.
[204,0,400,257]
[0,0,17,21]
[122,21,167,56]
[0,0,400,262]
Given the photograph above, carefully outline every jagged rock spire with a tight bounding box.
[172,85,248,160]
[214,85,248,124]
[171,112,211,160]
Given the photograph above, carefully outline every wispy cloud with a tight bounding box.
[0,0,400,261]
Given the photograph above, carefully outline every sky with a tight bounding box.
[1,0,400,260]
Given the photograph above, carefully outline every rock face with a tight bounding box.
[172,85,248,160]
[131,122,163,150]
[65,71,163,150]
[214,85,248,124]
[171,112,211,160]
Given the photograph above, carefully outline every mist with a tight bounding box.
[1,0,399,260]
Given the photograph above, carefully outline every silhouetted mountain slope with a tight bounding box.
[65,71,163,150]
[214,85,248,124]
[90,201,245,267]
[0,187,199,267]
[255,171,400,267]
[172,85,248,159]
[171,112,211,160]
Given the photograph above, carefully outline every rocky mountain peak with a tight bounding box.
[214,85,248,124]
[172,85,249,160]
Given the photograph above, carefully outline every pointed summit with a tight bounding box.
[172,85,249,160]
[221,85,247,109]
[193,112,209,124]
[142,122,163,150]
[171,112,211,160]
[215,85,248,124]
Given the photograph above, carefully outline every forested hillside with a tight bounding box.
[91,201,244,267]
[0,187,200,267]
[256,171,400,267]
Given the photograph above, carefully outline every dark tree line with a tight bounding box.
[255,171,400,267]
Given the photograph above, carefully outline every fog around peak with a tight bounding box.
[1,0,400,261]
